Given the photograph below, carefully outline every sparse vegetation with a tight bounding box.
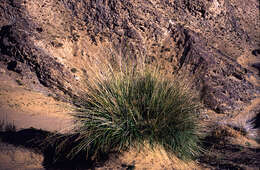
[63,64,202,161]
[0,119,16,132]
[4,122,16,132]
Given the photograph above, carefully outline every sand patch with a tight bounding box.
[0,142,44,170]
[98,143,200,170]
[0,72,74,132]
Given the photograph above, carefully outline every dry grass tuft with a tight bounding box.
[61,55,204,161]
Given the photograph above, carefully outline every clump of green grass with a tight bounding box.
[66,65,202,161]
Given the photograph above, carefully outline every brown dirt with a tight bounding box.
[98,144,200,170]
[0,142,44,170]
[0,70,74,132]
[0,70,75,169]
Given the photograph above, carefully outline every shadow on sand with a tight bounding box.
[1,125,259,170]
[199,128,260,170]
[0,128,107,170]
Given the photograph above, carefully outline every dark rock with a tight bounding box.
[149,26,258,114]
[252,49,260,56]
[36,27,43,33]
[252,63,260,76]
[0,24,78,101]
[7,60,22,73]
[253,111,260,129]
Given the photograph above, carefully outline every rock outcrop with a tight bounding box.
[0,0,259,115]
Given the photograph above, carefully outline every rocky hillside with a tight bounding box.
[0,0,260,169]
[1,0,259,116]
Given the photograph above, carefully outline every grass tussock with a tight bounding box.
[61,58,203,161]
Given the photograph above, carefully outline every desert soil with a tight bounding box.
[0,71,74,132]
[0,70,74,170]
[0,142,44,170]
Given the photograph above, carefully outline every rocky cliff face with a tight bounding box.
[0,0,259,116]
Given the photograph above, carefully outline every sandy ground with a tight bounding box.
[0,142,44,170]
[0,72,74,132]
[97,144,201,170]
[0,70,75,169]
